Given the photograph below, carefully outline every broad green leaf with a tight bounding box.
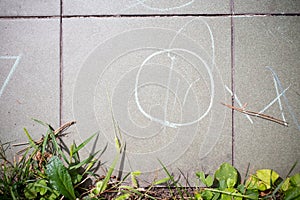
[215,163,238,188]
[206,175,214,187]
[92,181,103,194]
[284,187,300,200]
[256,169,279,189]
[196,172,214,187]
[290,173,300,187]
[46,156,76,200]
[227,178,236,188]
[196,172,207,185]
[201,190,213,200]
[115,193,131,200]
[281,178,290,191]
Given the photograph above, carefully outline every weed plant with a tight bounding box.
[0,120,299,200]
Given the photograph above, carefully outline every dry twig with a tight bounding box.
[222,103,288,127]
[13,121,76,154]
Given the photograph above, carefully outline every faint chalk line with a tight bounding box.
[169,18,215,71]
[183,77,201,106]
[164,53,176,123]
[134,0,195,12]
[0,55,21,98]
[266,66,300,131]
[225,85,253,124]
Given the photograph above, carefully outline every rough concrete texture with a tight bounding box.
[0,1,299,186]
[0,19,60,156]
[63,0,230,15]
[234,0,300,14]
[62,17,232,184]
[0,1,60,16]
[234,16,300,177]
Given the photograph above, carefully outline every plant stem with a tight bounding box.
[203,188,257,199]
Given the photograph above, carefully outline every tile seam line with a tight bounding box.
[0,13,300,19]
[59,0,63,126]
[230,0,235,167]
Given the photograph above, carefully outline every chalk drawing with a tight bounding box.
[225,67,298,130]
[0,55,21,98]
[74,20,226,172]
[225,85,253,124]
[125,0,195,12]
[169,18,215,71]
[266,66,300,130]
[134,48,214,128]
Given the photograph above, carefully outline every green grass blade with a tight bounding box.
[23,128,38,150]
[71,132,98,156]
[99,154,119,193]
[31,118,50,127]
[49,129,68,164]
[158,159,184,199]
[41,128,51,154]
[69,150,100,171]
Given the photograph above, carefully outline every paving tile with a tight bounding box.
[0,0,60,16]
[0,19,60,157]
[234,16,300,177]
[234,0,300,14]
[62,16,232,184]
[63,0,230,15]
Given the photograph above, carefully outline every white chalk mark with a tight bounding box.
[0,55,21,98]
[135,48,214,128]
[182,77,201,107]
[258,85,290,114]
[135,0,195,12]
[171,78,181,114]
[271,71,286,122]
[224,85,253,124]
[168,18,215,71]
[164,53,176,123]
[266,66,300,130]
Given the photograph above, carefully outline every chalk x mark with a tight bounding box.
[0,55,21,98]
[225,85,253,124]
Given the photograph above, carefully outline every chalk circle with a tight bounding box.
[136,0,195,11]
[73,27,223,173]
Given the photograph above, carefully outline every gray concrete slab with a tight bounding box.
[0,1,60,16]
[63,0,230,15]
[62,16,232,184]
[234,16,300,177]
[0,19,60,156]
[234,0,300,14]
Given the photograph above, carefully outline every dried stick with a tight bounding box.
[13,121,76,154]
[222,103,288,127]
